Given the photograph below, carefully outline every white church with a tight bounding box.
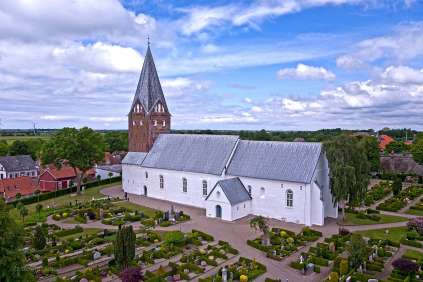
[122,45,338,226]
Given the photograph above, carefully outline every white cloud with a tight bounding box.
[282,98,307,111]
[161,77,211,97]
[336,55,365,70]
[277,64,336,80]
[251,106,263,113]
[381,65,423,84]
[201,43,221,54]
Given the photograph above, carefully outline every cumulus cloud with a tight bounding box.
[277,64,336,80]
[161,77,211,97]
[336,55,365,70]
[381,65,423,84]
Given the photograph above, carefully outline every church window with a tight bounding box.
[202,180,207,196]
[182,178,187,193]
[145,171,148,179]
[153,120,157,126]
[159,175,164,189]
[248,185,252,196]
[133,121,136,126]
[162,120,166,127]
[286,190,293,207]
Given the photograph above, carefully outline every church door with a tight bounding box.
[144,185,147,196]
[215,205,222,218]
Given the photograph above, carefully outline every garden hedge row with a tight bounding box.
[9,176,122,206]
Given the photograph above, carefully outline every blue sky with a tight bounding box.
[0,0,423,130]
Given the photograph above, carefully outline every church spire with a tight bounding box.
[130,43,169,114]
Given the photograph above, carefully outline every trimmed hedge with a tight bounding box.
[400,239,422,248]
[9,176,122,206]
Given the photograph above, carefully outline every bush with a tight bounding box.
[310,256,329,267]
[159,221,172,227]
[366,208,380,214]
[407,217,423,235]
[339,259,348,275]
[314,265,320,273]
[55,226,83,237]
[392,258,419,273]
[120,266,143,282]
[400,239,422,248]
[339,228,350,236]
[289,261,303,270]
[164,231,185,246]
[328,272,339,282]
[407,230,419,240]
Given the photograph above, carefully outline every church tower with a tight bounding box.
[128,44,171,152]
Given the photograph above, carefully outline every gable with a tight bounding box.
[206,177,251,205]
[0,155,36,172]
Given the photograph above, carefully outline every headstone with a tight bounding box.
[80,278,88,282]
[222,266,228,282]
[299,255,304,264]
[272,249,277,256]
[358,265,363,273]
[307,263,314,273]
[345,277,351,282]
[368,279,378,282]
[184,268,189,274]
[329,242,336,252]
[166,276,173,282]
[93,251,101,260]
[369,255,373,262]
[229,272,233,281]
[201,261,207,267]
[174,274,180,280]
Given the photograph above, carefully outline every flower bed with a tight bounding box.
[247,227,322,261]
[364,181,392,206]
[377,185,423,212]
[198,257,266,282]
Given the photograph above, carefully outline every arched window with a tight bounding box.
[182,177,187,193]
[286,189,293,207]
[202,180,208,196]
[153,120,157,126]
[162,120,166,127]
[145,171,148,179]
[248,185,252,196]
[159,175,164,189]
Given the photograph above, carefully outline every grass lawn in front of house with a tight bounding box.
[343,212,408,225]
[112,200,157,217]
[356,227,408,243]
[9,182,120,224]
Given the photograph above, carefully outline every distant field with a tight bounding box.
[0,135,51,144]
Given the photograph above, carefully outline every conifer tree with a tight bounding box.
[114,225,136,269]
[33,225,46,250]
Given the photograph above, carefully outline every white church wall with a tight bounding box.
[310,182,324,225]
[230,200,252,221]
[236,176,309,225]
[315,152,338,219]
[205,184,232,220]
[122,164,144,195]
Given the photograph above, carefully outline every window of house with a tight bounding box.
[153,120,157,126]
[248,185,252,196]
[182,177,187,193]
[159,175,164,189]
[286,189,293,207]
[145,171,148,179]
[202,180,207,196]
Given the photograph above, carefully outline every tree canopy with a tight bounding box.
[0,199,35,281]
[41,127,106,194]
[104,131,128,152]
[411,139,423,166]
[324,135,371,220]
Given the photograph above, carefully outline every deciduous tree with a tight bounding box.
[0,199,35,281]
[249,216,270,246]
[41,127,106,194]
[347,234,369,269]
[411,140,423,166]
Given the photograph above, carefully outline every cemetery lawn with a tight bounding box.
[403,249,423,261]
[355,227,408,243]
[344,212,408,225]
[406,209,423,216]
[60,228,103,240]
[112,201,157,217]
[9,182,120,224]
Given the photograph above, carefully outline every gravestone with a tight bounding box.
[222,266,228,282]
[93,251,101,260]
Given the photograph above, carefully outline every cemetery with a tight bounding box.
[247,227,322,261]
[377,185,423,212]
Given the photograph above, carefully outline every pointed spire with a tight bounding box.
[130,43,168,114]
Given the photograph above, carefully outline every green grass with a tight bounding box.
[113,201,157,217]
[10,182,119,224]
[60,228,103,241]
[406,209,423,216]
[0,135,50,144]
[404,249,423,261]
[356,227,408,243]
[343,212,408,225]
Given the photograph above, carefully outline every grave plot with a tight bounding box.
[247,227,322,260]
[198,257,267,282]
[386,249,423,281]
[377,185,423,212]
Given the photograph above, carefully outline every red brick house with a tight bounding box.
[39,166,95,192]
[0,176,38,202]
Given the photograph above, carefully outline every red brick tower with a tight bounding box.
[128,44,171,152]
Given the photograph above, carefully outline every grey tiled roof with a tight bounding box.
[131,46,168,113]
[122,152,147,165]
[207,177,251,205]
[97,164,122,173]
[0,155,36,172]
[142,134,239,175]
[227,140,322,183]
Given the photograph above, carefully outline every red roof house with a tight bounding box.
[379,134,394,151]
[0,176,38,202]
[39,166,95,192]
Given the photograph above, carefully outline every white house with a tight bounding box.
[95,164,122,180]
[122,134,338,226]
[0,155,38,180]
[122,44,337,226]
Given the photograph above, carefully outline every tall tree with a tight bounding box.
[104,131,128,152]
[392,177,402,196]
[358,136,380,172]
[32,225,46,250]
[114,225,136,269]
[411,140,423,166]
[9,140,30,156]
[0,199,35,281]
[324,135,370,221]
[41,127,106,194]
[347,234,369,269]
[0,140,9,156]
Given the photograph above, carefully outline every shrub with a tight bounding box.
[392,258,419,273]
[159,221,172,227]
[407,230,419,240]
[407,217,423,235]
[339,228,350,236]
[400,239,422,248]
[314,265,320,273]
[55,226,83,237]
[339,259,348,276]
[366,208,380,214]
[33,225,46,250]
[289,261,303,270]
[310,256,329,267]
[120,266,143,282]
[86,210,96,220]
[328,272,339,282]
[164,231,185,246]
[52,214,62,221]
